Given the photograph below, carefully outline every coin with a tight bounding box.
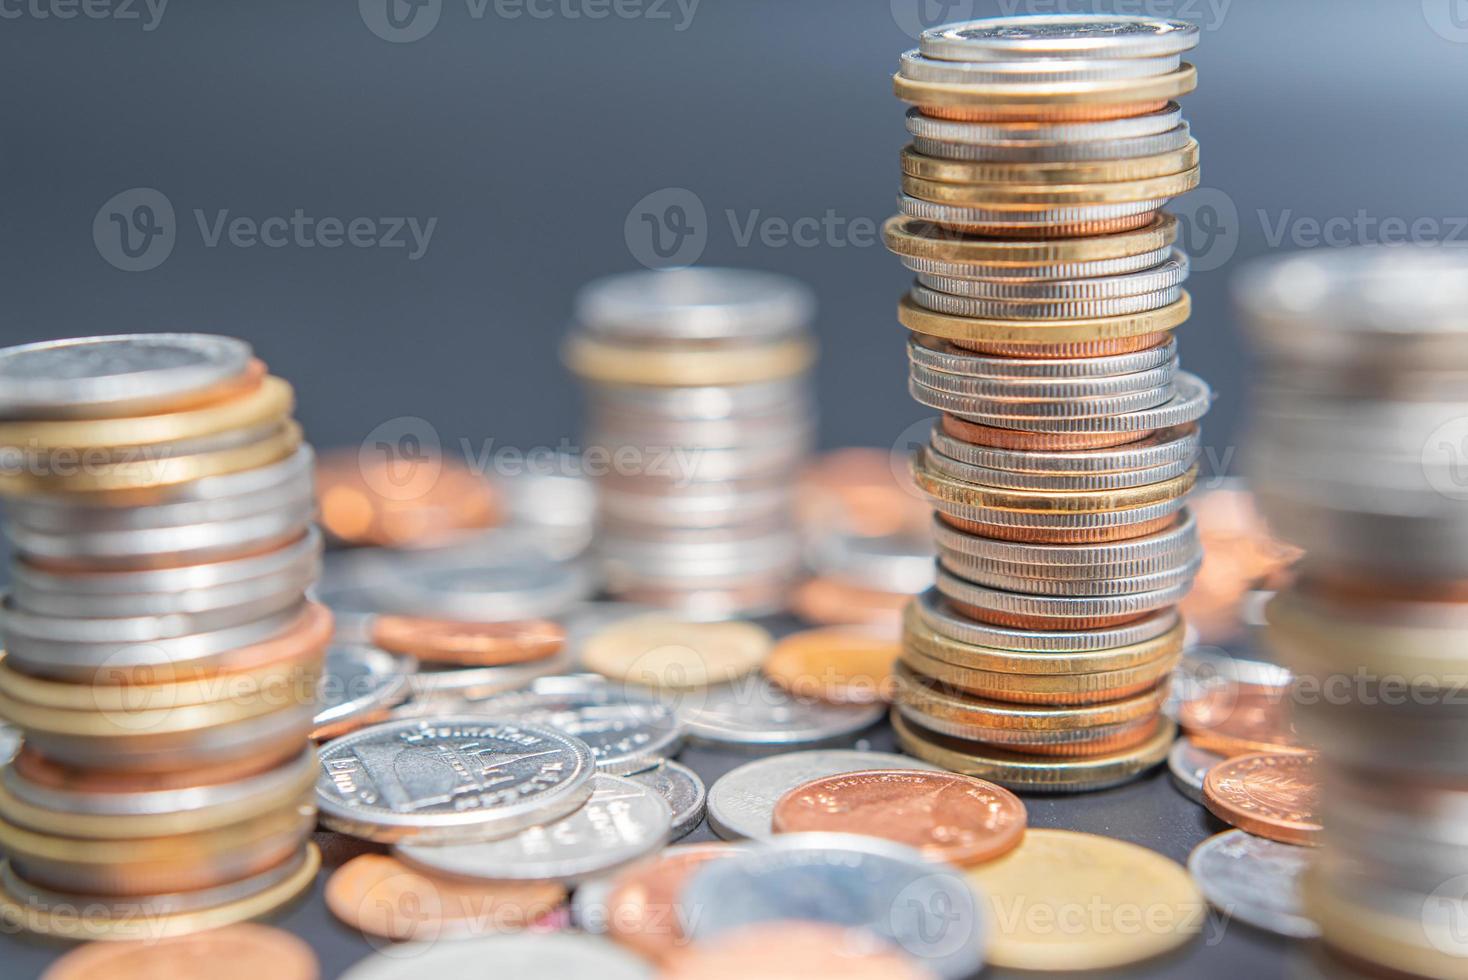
[1188,829,1319,939]
[677,676,885,749]
[965,828,1205,970]
[898,291,1192,345]
[1178,681,1305,756]
[660,922,936,980]
[369,616,564,667]
[1168,737,1225,805]
[314,644,415,740]
[761,628,900,704]
[582,616,772,689]
[38,922,318,979]
[325,853,565,942]
[771,769,1025,866]
[625,760,705,841]
[790,576,910,631]
[883,213,1177,266]
[315,718,597,844]
[706,749,942,842]
[337,934,654,980]
[394,773,671,884]
[603,842,742,962]
[919,16,1200,62]
[575,267,814,344]
[1203,751,1322,846]
[315,452,499,549]
[682,833,984,980]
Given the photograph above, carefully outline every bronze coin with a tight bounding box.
[1203,751,1322,846]
[604,843,741,963]
[369,616,565,667]
[40,924,318,980]
[939,414,1152,451]
[325,853,564,943]
[949,333,1172,359]
[1178,681,1306,757]
[918,101,1171,123]
[763,628,901,704]
[771,768,1026,866]
[660,922,935,980]
[930,213,1161,239]
[947,600,1151,632]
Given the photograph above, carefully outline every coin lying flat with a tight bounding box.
[661,922,935,980]
[582,616,772,689]
[1168,736,1225,805]
[315,718,597,844]
[369,616,564,667]
[1188,830,1319,939]
[394,774,671,884]
[1178,682,1305,756]
[678,676,885,749]
[314,644,415,740]
[1203,751,1322,846]
[682,833,984,980]
[38,923,318,980]
[919,16,1200,62]
[761,628,900,704]
[338,934,654,980]
[706,749,941,842]
[625,760,705,841]
[602,842,743,963]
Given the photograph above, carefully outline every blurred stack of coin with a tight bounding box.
[1239,248,1468,978]
[565,268,817,619]
[0,335,325,940]
[885,15,1211,792]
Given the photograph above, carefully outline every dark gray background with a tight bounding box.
[2,1,1465,976]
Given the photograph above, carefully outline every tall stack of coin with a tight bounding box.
[885,16,1210,791]
[0,335,325,940]
[565,268,817,619]
[1239,249,1468,978]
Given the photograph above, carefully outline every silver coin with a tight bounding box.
[682,832,984,980]
[933,510,1197,568]
[0,334,252,418]
[920,15,1199,62]
[910,334,1177,380]
[903,244,1177,281]
[915,587,1179,652]
[924,445,1190,493]
[315,718,597,844]
[936,565,1195,618]
[927,420,1198,473]
[706,750,941,842]
[1188,830,1319,939]
[947,372,1210,434]
[589,377,809,420]
[395,773,671,884]
[919,250,1189,302]
[911,282,1183,321]
[600,482,794,530]
[316,645,415,736]
[0,588,303,645]
[1168,738,1225,805]
[900,194,1167,227]
[339,934,653,980]
[913,359,1177,403]
[907,104,1183,144]
[575,267,813,343]
[931,494,1188,532]
[941,552,1201,597]
[0,724,18,764]
[912,378,1177,421]
[678,677,884,750]
[494,466,597,562]
[805,530,935,594]
[625,759,705,841]
[914,126,1193,164]
[899,49,1180,84]
[431,681,682,775]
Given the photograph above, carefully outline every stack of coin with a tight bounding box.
[885,15,1211,791]
[0,335,326,940]
[565,268,817,619]
[1239,248,1468,978]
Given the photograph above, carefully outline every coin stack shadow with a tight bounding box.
[0,335,327,940]
[1239,250,1468,978]
[565,268,817,619]
[884,18,1212,791]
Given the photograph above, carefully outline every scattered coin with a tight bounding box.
[315,451,499,550]
[1179,681,1305,756]
[369,616,564,667]
[761,628,900,704]
[39,923,318,980]
[1188,829,1319,939]
[337,934,653,980]
[678,676,885,749]
[1168,736,1225,805]
[1203,751,1322,847]
[582,616,772,689]
[314,644,415,740]
[625,760,706,841]
[602,842,743,963]
[660,922,936,980]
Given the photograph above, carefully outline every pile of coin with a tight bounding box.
[884,15,1210,791]
[1239,248,1468,978]
[0,335,326,940]
[565,268,817,618]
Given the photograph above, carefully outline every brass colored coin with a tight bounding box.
[901,142,1200,186]
[325,853,564,942]
[965,829,1205,970]
[0,377,294,453]
[897,703,1165,758]
[38,922,319,979]
[582,615,772,689]
[902,167,1200,207]
[1178,682,1305,757]
[899,292,1191,344]
[940,413,1155,450]
[949,334,1172,359]
[901,644,1179,706]
[1203,751,1321,846]
[1,842,319,943]
[893,63,1198,111]
[928,212,1161,239]
[894,710,1175,792]
[918,101,1172,123]
[913,449,1197,514]
[661,922,934,980]
[941,512,1179,545]
[762,628,900,704]
[370,616,565,667]
[0,421,302,497]
[884,213,1177,266]
[564,335,816,387]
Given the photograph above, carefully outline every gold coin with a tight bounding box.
[894,64,1198,112]
[901,644,1178,705]
[0,377,294,453]
[902,168,1200,208]
[914,450,1197,514]
[582,615,772,689]
[0,421,302,496]
[919,102,1172,124]
[896,663,1169,732]
[901,142,1200,186]
[883,213,1178,266]
[0,842,319,942]
[899,292,1191,344]
[762,627,899,704]
[965,829,1205,971]
[563,335,816,387]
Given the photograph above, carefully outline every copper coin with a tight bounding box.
[939,414,1152,451]
[933,213,1160,239]
[771,768,1026,867]
[659,922,934,980]
[369,616,565,667]
[947,600,1150,632]
[939,512,1179,544]
[40,923,318,980]
[325,854,565,943]
[790,577,908,632]
[918,101,1170,122]
[1178,681,1306,757]
[1203,751,1322,846]
[316,451,500,549]
[1179,488,1302,644]
[604,843,741,963]
[762,628,901,704]
[950,333,1172,358]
